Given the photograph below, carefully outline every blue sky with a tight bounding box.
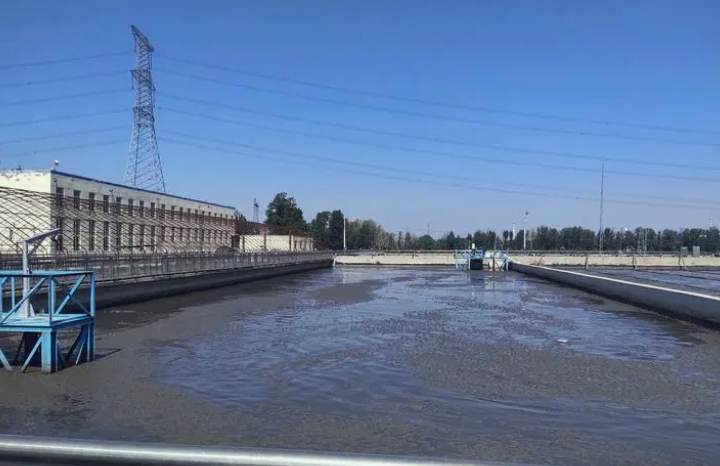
[1,1,718,235]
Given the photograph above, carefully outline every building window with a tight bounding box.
[55,217,64,251]
[170,226,175,242]
[114,197,122,215]
[103,195,110,213]
[160,204,166,220]
[72,219,80,251]
[139,200,144,218]
[103,221,109,251]
[55,187,64,208]
[138,225,144,250]
[194,209,198,222]
[200,229,205,243]
[160,226,165,243]
[150,202,155,218]
[200,211,205,224]
[171,206,175,220]
[179,207,183,221]
[88,193,95,212]
[194,229,198,241]
[128,199,134,217]
[150,226,155,250]
[73,190,81,210]
[114,222,122,250]
[88,220,95,251]
[128,224,134,249]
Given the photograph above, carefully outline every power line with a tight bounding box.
[159,105,720,184]
[0,109,129,127]
[0,139,128,160]
[165,130,720,207]
[0,51,132,70]
[156,54,720,137]
[159,136,712,211]
[0,70,128,89]
[159,105,720,173]
[0,89,129,106]
[0,126,127,146]
[164,129,596,197]
[156,70,718,147]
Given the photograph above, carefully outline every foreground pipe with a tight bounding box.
[0,435,521,466]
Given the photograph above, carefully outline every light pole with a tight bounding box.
[511,211,529,250]
[343,215,347,251]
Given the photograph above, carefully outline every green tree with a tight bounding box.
[327,210,345,250]
[266,192,307,232]
[309,211,331,249]
[416,234,436,250]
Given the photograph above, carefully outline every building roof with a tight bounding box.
[3,169,236,211]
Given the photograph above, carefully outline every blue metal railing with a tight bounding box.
[0,270,95,373]
[0,270,95,325]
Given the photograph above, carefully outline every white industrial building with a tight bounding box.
[0,169,315,255]
[0,169,237,254]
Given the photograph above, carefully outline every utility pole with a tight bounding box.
[126,25,166,192]
[523,211,529,250]
[343,215,347,251]
[598,161,605,254]
[252,198,259,223]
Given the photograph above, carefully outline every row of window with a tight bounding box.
[55,218,232,252]
[54,188,234,226]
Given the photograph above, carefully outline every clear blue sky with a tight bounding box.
[1,1,718,235]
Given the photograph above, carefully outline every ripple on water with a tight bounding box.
[154,267,720,464]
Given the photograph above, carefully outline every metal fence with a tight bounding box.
[0,251,334,282]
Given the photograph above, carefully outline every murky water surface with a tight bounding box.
[154,268,720,465]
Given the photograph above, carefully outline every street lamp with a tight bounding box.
[511,211,529,251]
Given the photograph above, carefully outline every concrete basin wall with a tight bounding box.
[511,254,720,268]
[510,262,720,327]
[334,253,456,266]
[15,260,333,311]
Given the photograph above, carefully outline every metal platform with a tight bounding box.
[0,270,95,373]
[454,249,509,271]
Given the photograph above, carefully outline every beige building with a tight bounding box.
[238,234,314,252]
[0,169,237,254]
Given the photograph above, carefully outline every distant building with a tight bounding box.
[0,169,237,254]
[235,219,314,252]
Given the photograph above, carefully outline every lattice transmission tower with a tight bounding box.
[126,25,166,192]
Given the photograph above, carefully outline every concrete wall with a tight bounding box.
[510,253,720,268]
[20,259,333,310]
[335,253,455,266]
[335,251,720,269]
[510,262,720,327]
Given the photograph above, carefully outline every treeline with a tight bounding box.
[263,192,720,252]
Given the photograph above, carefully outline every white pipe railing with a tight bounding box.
[0,435,525,466]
